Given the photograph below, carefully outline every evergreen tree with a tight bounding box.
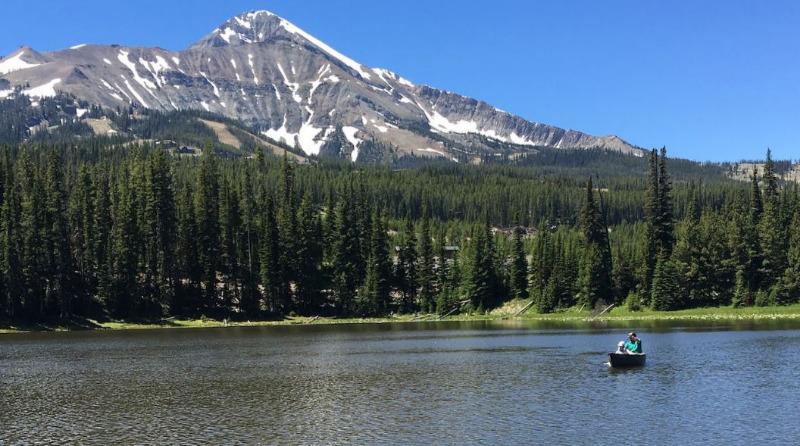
[194,147,220,309]
[656,147,675,255]
[641,149,660,298]
[175,184,200,313]
[43,151,73,319]
[530,224,554,298]
[331,185,360,315]
[18,152,46,321]
[611,249,636,303]
[259,196,282,313]
[143,149,176,314]
[69,166,94,291]
[396,219,418,312]
[295,193,323,314]
[509,219,529,300]
[417,215,435,312]
[776,209,800,304]
[732,267,749,308]
[238,169,261,317]
[358,209,391,315]
[92,169,113,313]
[1,177,23,320]
[758,149,787,289]
[578,178,612,307]
[108,173,138,319]
[464,222,497,311]
[651,253,681,311]
[218,179,241,311]
[277,154,297,311]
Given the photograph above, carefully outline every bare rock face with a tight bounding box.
[0,10,643,161]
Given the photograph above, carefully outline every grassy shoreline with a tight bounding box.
[3,302,800,334]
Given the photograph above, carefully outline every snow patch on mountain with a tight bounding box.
[0,50,41,74]
[117,50,159,106]
[343,126,363,161]
[218,27,237,43]
[248,53,259,84]
[263,115,294,146]
[278,17,372,80]
[276,63,302,103]
[199,71,221,98]
[418,102,537,147]
[121,76,149,107]
[24,78,61,97]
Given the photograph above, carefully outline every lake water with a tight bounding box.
[2,320,800,445]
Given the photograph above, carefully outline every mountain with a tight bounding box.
[0,10,643,162]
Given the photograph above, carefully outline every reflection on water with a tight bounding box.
[2,320,800,445]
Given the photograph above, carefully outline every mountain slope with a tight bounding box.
[0,10,643,162]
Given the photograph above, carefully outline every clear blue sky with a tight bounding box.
[2,0,798,162]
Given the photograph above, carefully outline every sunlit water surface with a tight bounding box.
[2,319,800,445]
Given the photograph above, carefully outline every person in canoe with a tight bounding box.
[623,332,642,354]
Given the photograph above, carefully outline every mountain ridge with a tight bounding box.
[0,10,644,162]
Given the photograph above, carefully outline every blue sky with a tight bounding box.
[2,0,798,161]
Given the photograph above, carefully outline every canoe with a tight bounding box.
[608,352,646,368]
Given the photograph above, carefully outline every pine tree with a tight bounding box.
[749,167,763,225]
[530,224,554,298]
[277,154,297,311]
[656,147,675,255]
[776,208,800,305]
[43,151,73,319]
[578,178,612,307]
[194,146,220,309]
[641,149,660,298]
[358,209,391,315]
[611,249,636,303]
[260,196,282,314]
[396,219,418,312]
[218,178,241,312]
[238,169,261,317]
[295,193,323,314]
[18,151,46,321]
[1,176,23,320]
[331,185,360,315]
[732,267,748,308]
[673,198,702,308]
[464,222,497,311]
[175,184,200,313]
[143,150,176,314]
[108,173,138,319]
[417,215,435,312]
[92,168,113,313]
[651,253,681,311]
[758,149,787,289]
[538,274,558,314]
[509,219,529,300]
[69,166,94,290]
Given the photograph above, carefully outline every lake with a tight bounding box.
[2,320,800,445]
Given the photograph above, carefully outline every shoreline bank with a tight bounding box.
[3,303,800,334]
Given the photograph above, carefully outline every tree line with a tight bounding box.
[0,142,797,325]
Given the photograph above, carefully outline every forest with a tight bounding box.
[0,126,797,327]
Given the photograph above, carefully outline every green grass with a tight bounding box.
[3,303,800,333]
[511,301,800,321]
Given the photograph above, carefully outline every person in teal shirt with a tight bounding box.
[623,332,642,353]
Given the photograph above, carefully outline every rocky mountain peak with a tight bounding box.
[0,10,643,161]
[191,11,284,49]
